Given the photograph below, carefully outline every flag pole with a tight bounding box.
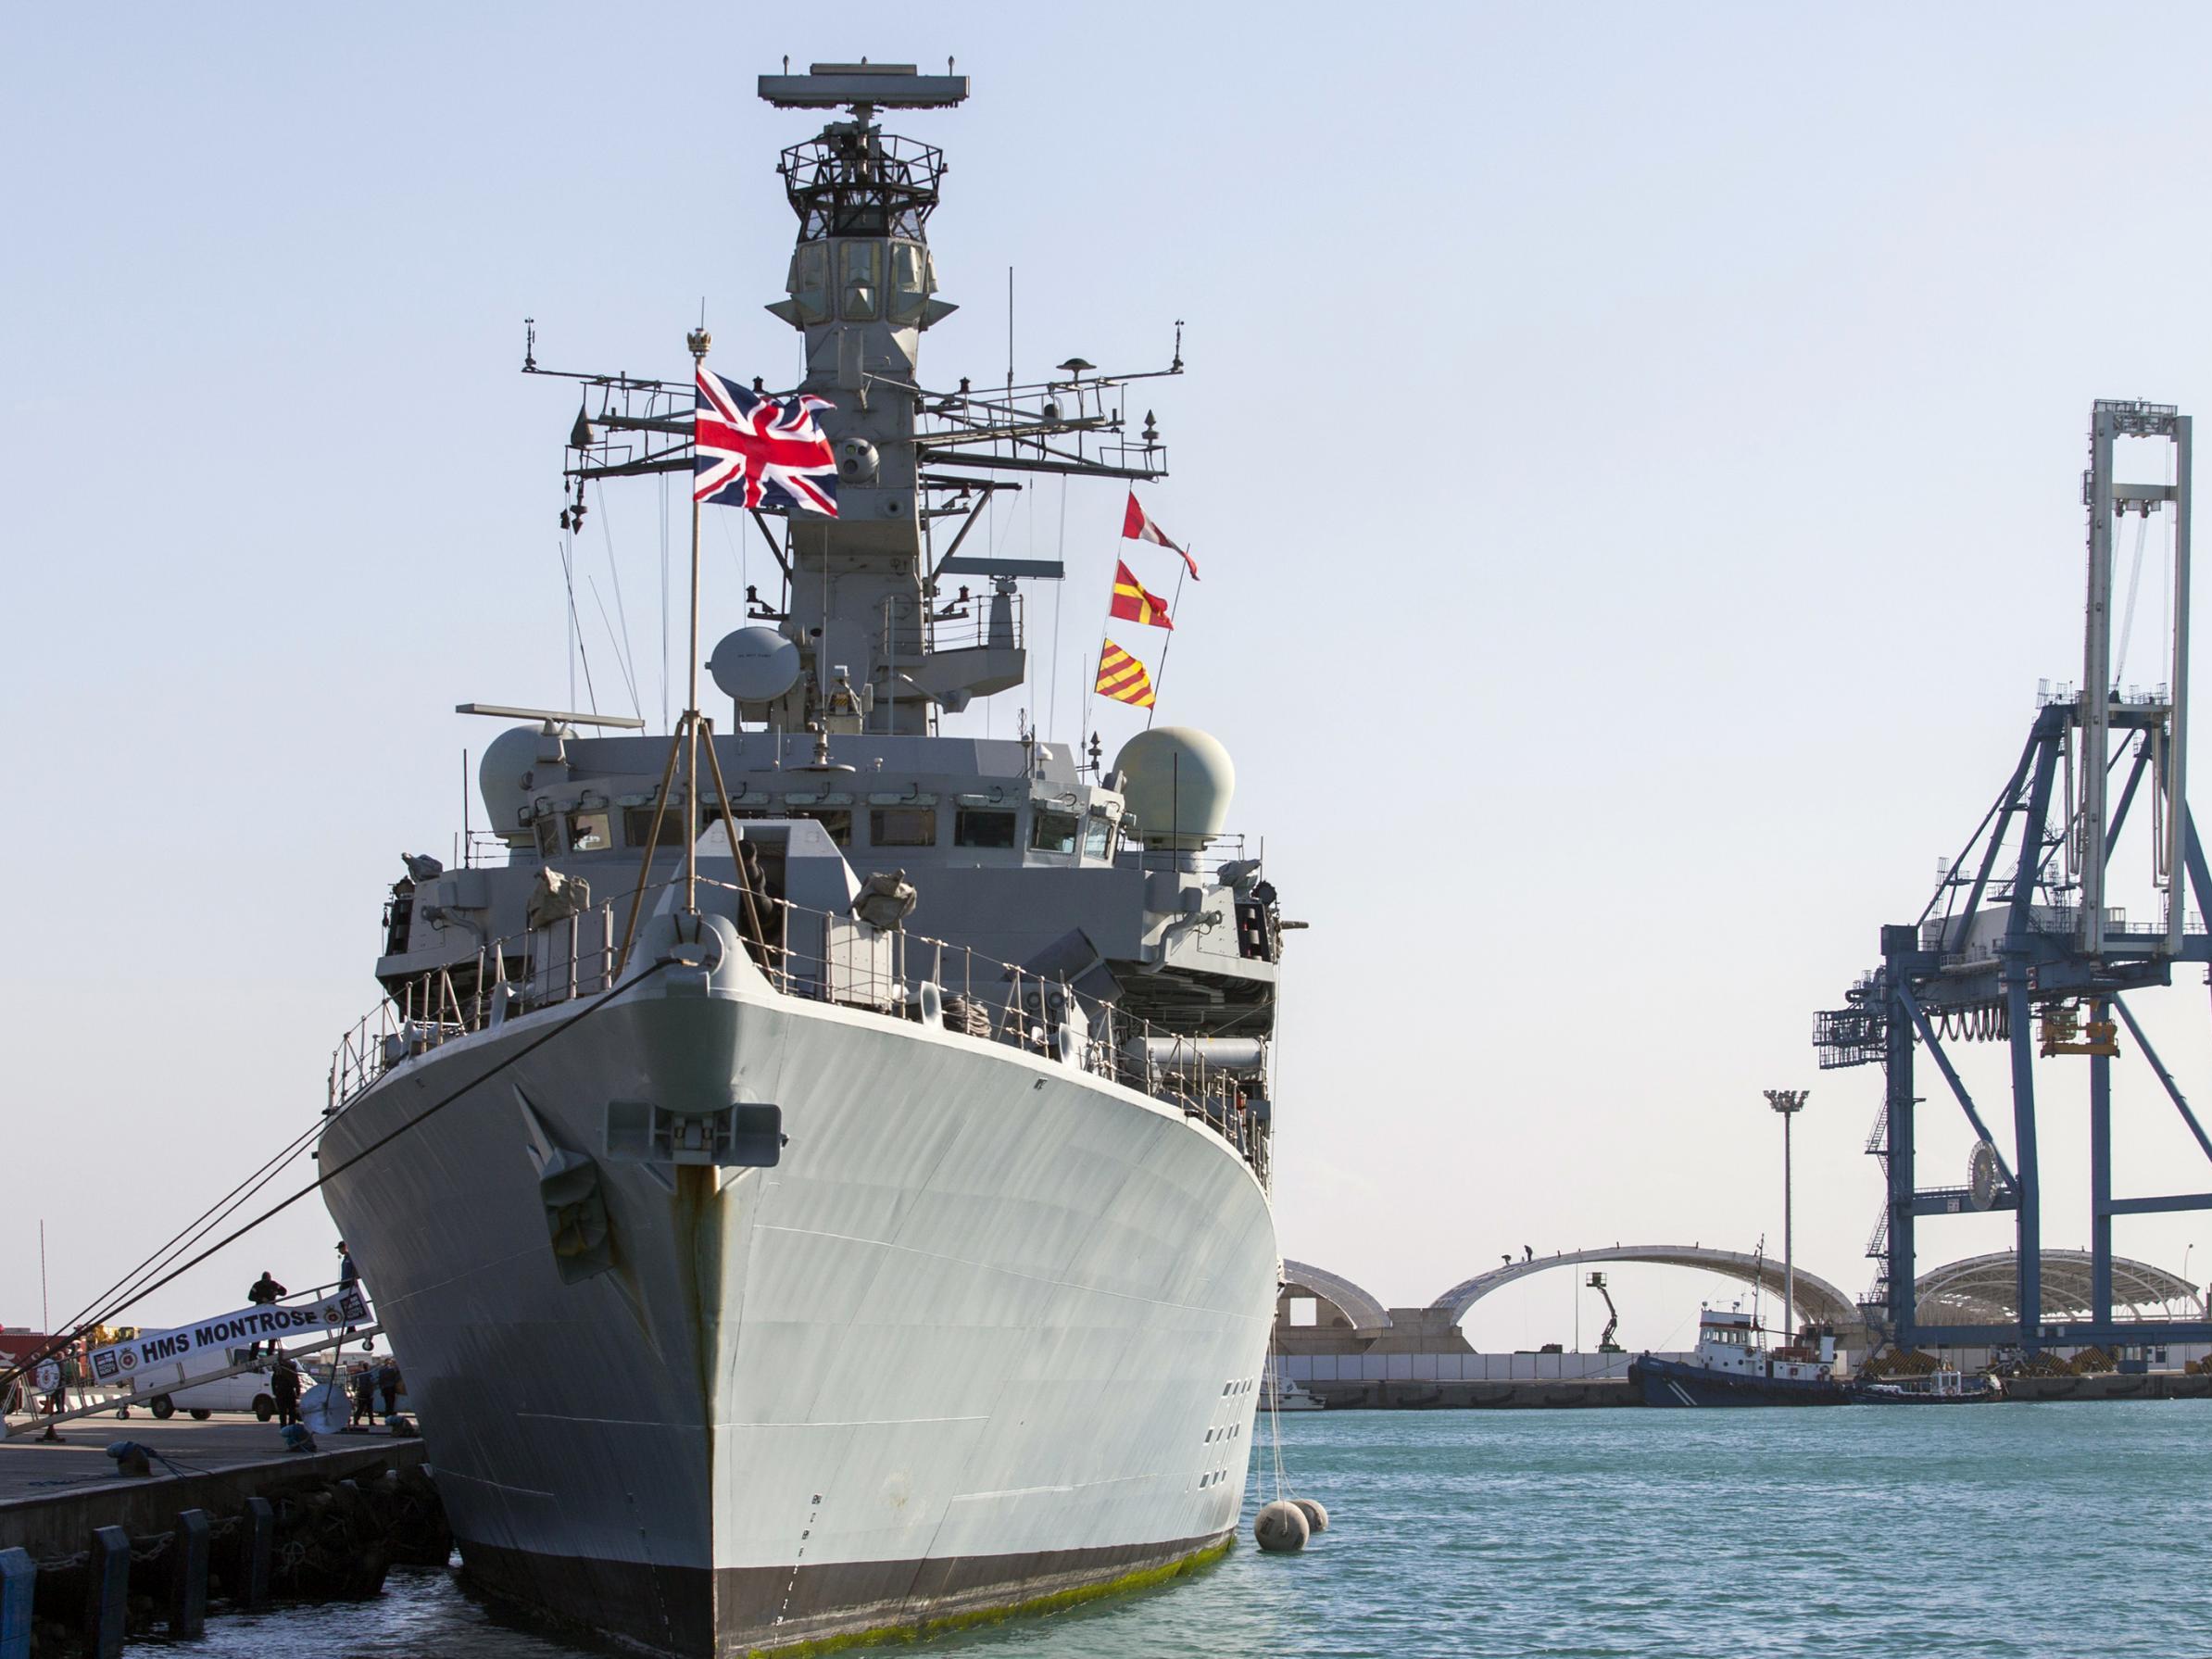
[1142,560,1189,730]
[684,325,711,913]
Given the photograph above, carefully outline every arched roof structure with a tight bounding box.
[1427,1245,1858,1330]
[1914,1251,2204,1324]
[1280,1259,1391,1333]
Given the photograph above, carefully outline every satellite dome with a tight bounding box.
[1112,726,1235,849]
[710,626,802,705]
[479,724,544,840]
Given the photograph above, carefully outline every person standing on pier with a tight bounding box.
[377,1360,399,1424]
[270,1352,301,1427]
[350,1364,377,1429]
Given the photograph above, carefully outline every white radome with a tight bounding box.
[1112,727,1236,848]
[477,724,545,839]
[710,626,803,705]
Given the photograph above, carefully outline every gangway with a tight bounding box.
[1,1324,386,1442]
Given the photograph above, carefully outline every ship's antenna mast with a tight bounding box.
[683,324,710,912]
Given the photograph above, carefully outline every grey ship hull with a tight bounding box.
[319,948,1276,1654]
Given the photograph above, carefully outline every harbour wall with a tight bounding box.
[1278,1351,1684,1385]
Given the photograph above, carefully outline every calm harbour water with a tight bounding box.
[157,1402,2210,1658]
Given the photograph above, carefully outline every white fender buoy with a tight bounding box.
[1254,1499,1309,1553]
[1292,1498,1329,1533]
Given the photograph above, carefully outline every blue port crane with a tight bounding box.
[1816,401,2212,1353]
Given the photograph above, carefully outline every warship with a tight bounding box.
[317,61,1287,1654]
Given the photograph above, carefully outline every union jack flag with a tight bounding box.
[694,369,839,516]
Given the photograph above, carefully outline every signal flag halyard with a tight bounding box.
[695,369,840,516]
[1122,490,1198,579]
[1110,560,1174,631]
[1094,638,1157,708]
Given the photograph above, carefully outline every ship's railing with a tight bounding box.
[329,878,1272,1183]
[876,590,1024,660]
[1130,833,1249,879]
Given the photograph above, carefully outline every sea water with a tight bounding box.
[157,1401,2212,1658]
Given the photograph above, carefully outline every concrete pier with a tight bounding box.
[0,1414,443,1650]
[1305,1376,1640,1409]
[0,1417,424,1558]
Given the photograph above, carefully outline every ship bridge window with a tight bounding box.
[1084,812,1114,861]
[840,242,879,320]
[566,810,612,853]
[871,807,936,848]
[887,242,933,324]
[788,244,831,324]
[624,807,674,851]
[791,807,851,848]
[624,805,764,852]
[1030,811,1081,856]
[955,808,1017,848]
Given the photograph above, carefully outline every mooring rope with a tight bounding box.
[1,961,672,1394]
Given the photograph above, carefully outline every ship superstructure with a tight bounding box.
[318,62,1287,1655]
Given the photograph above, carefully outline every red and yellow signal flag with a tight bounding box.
[1109,559,1175,631]
[1094,638,1157,708]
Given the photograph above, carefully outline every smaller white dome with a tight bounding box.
[710,626,802,704]
[1112,726,1235,848]
[478,725,544,839]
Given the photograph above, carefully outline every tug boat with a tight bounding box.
[1628,1304,1851,1407]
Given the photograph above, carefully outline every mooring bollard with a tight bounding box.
[85,1526,131,1659]
[171,1507,210,1638]
[0,1547,34,1659]
[240,1495,274,1609]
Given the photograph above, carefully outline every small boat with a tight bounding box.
[1265,1376,1325,1412]
[1854,1366,2003,1405]
[1628,1303,1851,1407]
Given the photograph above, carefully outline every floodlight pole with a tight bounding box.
[1765,1089,1809,1340]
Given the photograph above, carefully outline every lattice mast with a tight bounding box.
[543,62,1179,741]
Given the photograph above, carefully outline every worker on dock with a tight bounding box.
[270,1352,301,1427]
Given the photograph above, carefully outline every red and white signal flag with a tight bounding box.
[1122,490,1198,580]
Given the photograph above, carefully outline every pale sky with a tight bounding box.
[7,5,2212,1352]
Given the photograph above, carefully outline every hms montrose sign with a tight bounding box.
[86,1287,371,1383]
